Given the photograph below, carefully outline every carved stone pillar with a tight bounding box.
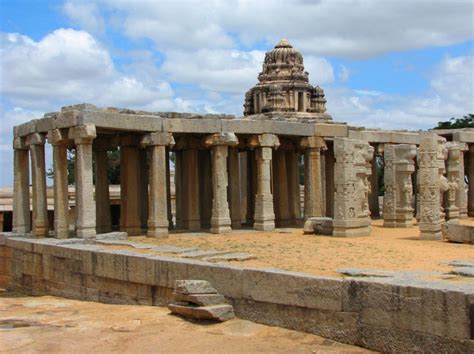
[333,138,373,237]
[287,149,302,225]
[70,124,97,238]
[27,133,48,238]
[249,134,280,231]
[199,150,212,229]
[228,147,242,229]
[458,144,468,218]
[369,144,381,218]
[120,136,141,236]
[203,133,238,233]
[418,133,446,240]
[300,136,326,219]
[138,148,149,232]
[383,144,417,228]
[273,148,290,226]
[468,145,474,216]
[444,142,462,222]
[13,137,31,234]
[13,137,30,234]
[47,129,70,238]
[174,150,183,229]
[141,132,175,238]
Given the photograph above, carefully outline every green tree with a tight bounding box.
[433,114,474,129]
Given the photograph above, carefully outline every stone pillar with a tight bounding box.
[383,144,417,228]
[120,136,141,236]
[418,133,446,240]
[27,133,48,238]
[246,150,257,225]
[249,134,280,231]
[333,138,373,237]
[199,150,212,229]
[94,140,112,234]
[444,142,462,222]
[325,144,335,218]
[239,152,248,222]
[203,133,238,234]
[369,144,381,218]
[467,145,474,216]
[70,124,97,238]
[138,148,149,232]
[287,150,302,225]
[13,137,30,234]
[273,148,290,226]
[141,132,175,238]
[47,129,70,238]
[174,150,183,229]
[166,148,173,228]
[300,136,326,219]
[458,144,468,218]
[228,147,242,229]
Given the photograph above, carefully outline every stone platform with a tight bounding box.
[0,232,473,353]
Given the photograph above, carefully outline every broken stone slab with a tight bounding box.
[174,280,218,295]
[180,250,229,258]
[442,221,474,244]
[303,217,333,235]
[203,253,256,262]
[173,293,227,306]
[96,232,128,241]
[337,268,397,278]
[449,267,474,277]
[168,303,234,322]
[151,245,197,254]
[442,260,474,268]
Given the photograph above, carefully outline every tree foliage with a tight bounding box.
[433,114,474,129]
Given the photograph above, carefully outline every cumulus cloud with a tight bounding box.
[62,1,105,34]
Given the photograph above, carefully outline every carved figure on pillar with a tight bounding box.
[444,142,462,221]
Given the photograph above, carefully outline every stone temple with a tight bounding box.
[8,39,474,240]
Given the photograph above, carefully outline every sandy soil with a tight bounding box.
[0,291,371,353]
[110,219,474,277]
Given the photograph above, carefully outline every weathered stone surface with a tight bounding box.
[168,303,235,322]
[204,253,256,262]
[442,221,474,244]
[303,217,333,235]
[95,232,128,241]
[173,293,227,306]
[174,280,218,295]
[180,250,228,258]
[449,267,474,277]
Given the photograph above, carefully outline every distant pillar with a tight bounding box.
[47,129,70,238]
[249,134,280,231]
[445,142,463,222]
[468,145,474,216]
[94,139,113,234]
[369,144,381,218]
[27,133,48,238]
[273,148,290,226]
[458,144,468,218]
[287,150,302,225]
[12,137,30,234]
[203,133,238,234]
[228,147,242,229]
[70,124,97,238]
[300,136,326,219]
[141,132,175,238]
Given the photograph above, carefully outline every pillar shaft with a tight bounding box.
[210,145,232,233]
[182,149,200,231]
[13,138,30,233]
[199,150,212,229]
[120,142,141,236]
[287,150,301,225]
[148,145,168,237]
[468,145,474,216]
[95,148,111,234]
[369,144,380,218]
[228,147,242,229]
[255,146,275,230]
[274,149,290,226]
[28,133,48,237]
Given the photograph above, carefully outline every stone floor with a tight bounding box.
[100,219,474,279]
[0,290,372,353]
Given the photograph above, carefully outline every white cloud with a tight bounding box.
[338,65,350,82]
[304,56,334,85]
[63,1,105,34]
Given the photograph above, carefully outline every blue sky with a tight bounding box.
[0,0,473,186]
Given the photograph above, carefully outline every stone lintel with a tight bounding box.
[26,132,46,146]
[248,133,280,149]
[203,132,238,147]
[47,129,68,146]
[141,132,175,147]
[69,124,97,145]
[13,136,28,150]
[93,136,119,151]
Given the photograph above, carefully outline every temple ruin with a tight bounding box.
[9,39,474,240]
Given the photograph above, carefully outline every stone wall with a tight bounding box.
[1,234,472,353]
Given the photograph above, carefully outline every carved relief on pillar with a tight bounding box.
[444,142,463,221]
[418,133,446,240]
[333,138,373,237]
[383,144,417,228]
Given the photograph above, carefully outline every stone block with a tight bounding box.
[314,123,348,137]
[168,303,235,322]
[221,119,265,134]
[81,111,164,131]
[35,117,54,133]
[174,279,218,294]
[303,217,333,235]
[125,254,147,284]
[242,268,342,311]
[96,232,128,241]
[54,111,81,128]
[442,222,474,244]
[173,293,227,306]
[267,121,313,136]
[164,118,221,133]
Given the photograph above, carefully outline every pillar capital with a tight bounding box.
[141,132,175,147]
[299,136,326,151]
[47,129,68,146]
[248,133,280,149]
[26,132,45,147]
[13,136,28,150]
[69,124,96,145]
[203,132,238,147]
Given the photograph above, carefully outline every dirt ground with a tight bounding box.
[0,290,371,353]
[115,219,474,277]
